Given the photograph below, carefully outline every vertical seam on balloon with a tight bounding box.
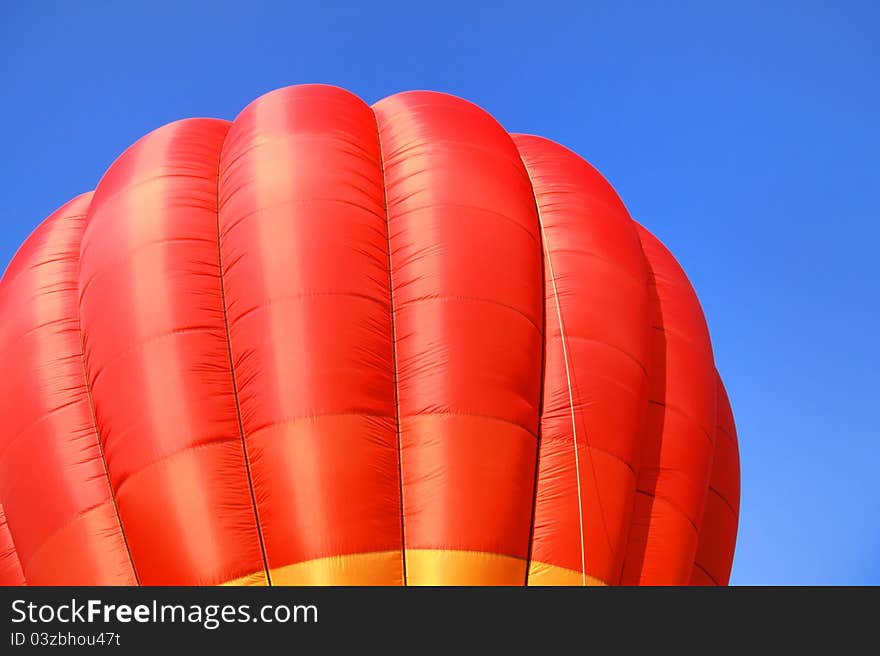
[216,136,272,586]
[524,312,545,585]
[536,212,587,587]
[518,155,586,586]
[78,292,140,585]
[522,173,547,588]
[373,107,407,586]
[520,144,624,585]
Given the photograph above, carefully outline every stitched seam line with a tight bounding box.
[216,141,272,586]
[374,108,407,586]
[80,317,139,584]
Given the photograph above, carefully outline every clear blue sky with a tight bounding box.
[2,1,877,585]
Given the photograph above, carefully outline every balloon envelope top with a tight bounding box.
[0,85,739,586]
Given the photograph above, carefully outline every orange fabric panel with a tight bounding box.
[268,551,401,586]
[0,195,135,584]
[405,549,527,586]
[514,134,652,585]
[0,504,25,585]
[527,560,607,586]
[217,85,402,582]
[690,374,740,585]
[374,92,544,583]
[79,119,267,585]
[621,225,717,584]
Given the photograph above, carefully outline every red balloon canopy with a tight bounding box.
[0,85,739,586]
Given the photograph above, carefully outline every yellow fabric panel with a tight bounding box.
[270,550,402,586]
[405,549,526,586]
[218,550,607,586]
[527,560,607,586]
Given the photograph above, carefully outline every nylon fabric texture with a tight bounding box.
[0,85,740,586]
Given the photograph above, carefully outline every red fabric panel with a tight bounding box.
[621,225,717,584]
[514,135,650,583]
[690,374,740,585]
[374,92,544,579]
[0,195,135,584]
[514,134,651,584]
[0,504,25,585]
[79,119,267,585]
[218,85,402,578]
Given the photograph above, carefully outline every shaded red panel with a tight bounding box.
[621,225,717,585]
[218,85,402,581]
[0,505,25,585]
[79,119,267,585]
[513,135,651,585]
[0,195,135,585]
[374,92,544,582]
[690,373,740,585]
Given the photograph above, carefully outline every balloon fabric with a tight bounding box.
[0,85,739,586]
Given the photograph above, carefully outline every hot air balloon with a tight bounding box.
[0,85,739,586]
